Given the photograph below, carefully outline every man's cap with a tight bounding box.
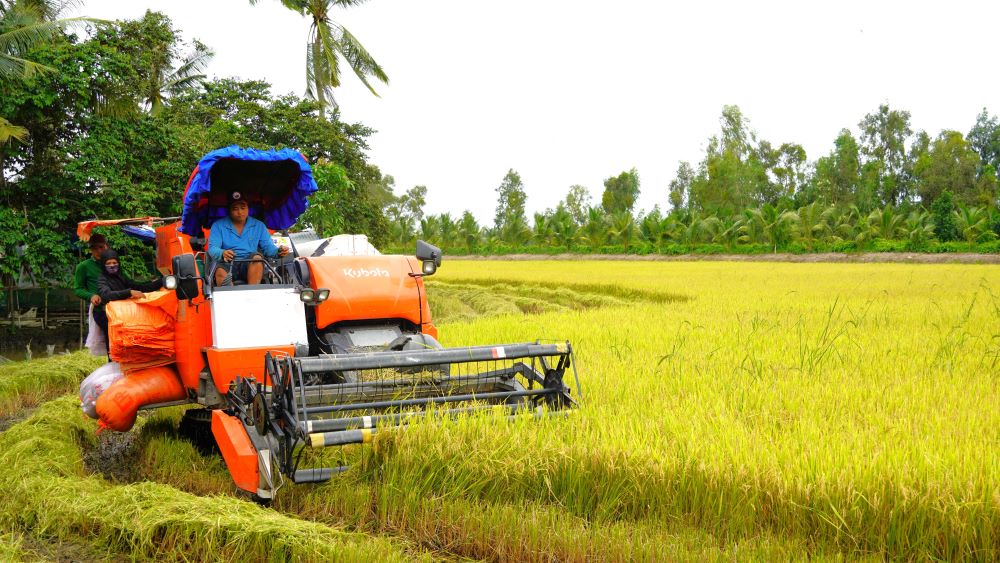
[88,234,107,248]
[228,191,247,206]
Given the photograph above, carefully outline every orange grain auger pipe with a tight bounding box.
[95,365,187,432]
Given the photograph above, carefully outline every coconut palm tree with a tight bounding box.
[502,215,532,246]
[608,211,638,251]
[740,205,793,252]
[144,40,214,115]
[711,215,742,248]
[458,211,480,252]
[0,0,98,143]
[902,209,934,249]
[531,212,553,246]
[419,214,440,244]
[865,205,905,241]
[638,210,663,246]
[438,212,458,248]
[676,211,708,245]
[389,214,414,245]
[250,0,388,119]
[580,207,606,249]
[784,202,834,250]
[953,205,994,246]
[550,212,578,249]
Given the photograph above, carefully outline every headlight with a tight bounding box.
[299,288,316,303]
[316,288,330,302]
[422,260,437,275]
[164,275,178,290]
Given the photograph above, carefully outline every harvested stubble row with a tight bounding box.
[0,397,432,562]
[0,352,103,420]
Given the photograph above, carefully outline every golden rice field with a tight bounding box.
[1,260,998,561]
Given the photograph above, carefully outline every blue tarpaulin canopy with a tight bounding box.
[179,146,319,236]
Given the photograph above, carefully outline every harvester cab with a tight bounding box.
[80,146,580,501]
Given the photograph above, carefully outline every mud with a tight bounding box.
[16,534,108,563]
[82,429,141,483]
[0,408,35,434]
[451,252,1000,264]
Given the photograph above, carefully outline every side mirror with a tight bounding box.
[415,240,442,276]
[170,253,200,299]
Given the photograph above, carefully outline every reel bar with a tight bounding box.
[294,366,531,395]
[293,374,512,400]
[299,403,533,433]
[298,342,570,373]
[291,466,348,484]
[301,387,556,416]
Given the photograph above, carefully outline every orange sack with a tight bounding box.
[107,290,178,371]
[95,365,187,432]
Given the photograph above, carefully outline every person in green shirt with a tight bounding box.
[75,234,108,354]
[74,234,108,306]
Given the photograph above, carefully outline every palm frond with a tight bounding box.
[92,90,140,119]
[169,43,214,85]
[0,52,54,80]
[333,22,387,95]
[0,116,28,144]
[0,16,105,81]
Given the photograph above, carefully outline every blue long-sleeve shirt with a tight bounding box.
[207,216,279,261]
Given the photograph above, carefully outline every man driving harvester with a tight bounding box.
[208,191,289,286]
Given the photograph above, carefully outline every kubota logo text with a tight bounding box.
[342,268,390,278]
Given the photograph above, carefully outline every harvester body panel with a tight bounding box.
[307,255,430,331]
[174,295,212,389]
[210,286,308,349]
[211,409,260,494]
[205,345,295,390]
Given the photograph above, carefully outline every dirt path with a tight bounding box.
[451,252,1000,264]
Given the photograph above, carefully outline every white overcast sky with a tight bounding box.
[76,0,1000,223]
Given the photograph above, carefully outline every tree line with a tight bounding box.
[385,105,1000,254]
[3,3,1000,311]
[1,6,391,304]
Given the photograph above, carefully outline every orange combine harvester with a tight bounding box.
[80,146,580,502]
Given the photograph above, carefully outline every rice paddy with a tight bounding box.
[1,260,997,561]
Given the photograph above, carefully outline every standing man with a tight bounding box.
[208,192,289,286]
[74,234,108,355]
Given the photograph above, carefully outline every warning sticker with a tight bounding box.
[491,346,506,359]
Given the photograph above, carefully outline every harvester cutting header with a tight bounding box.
[79,146,580,501]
